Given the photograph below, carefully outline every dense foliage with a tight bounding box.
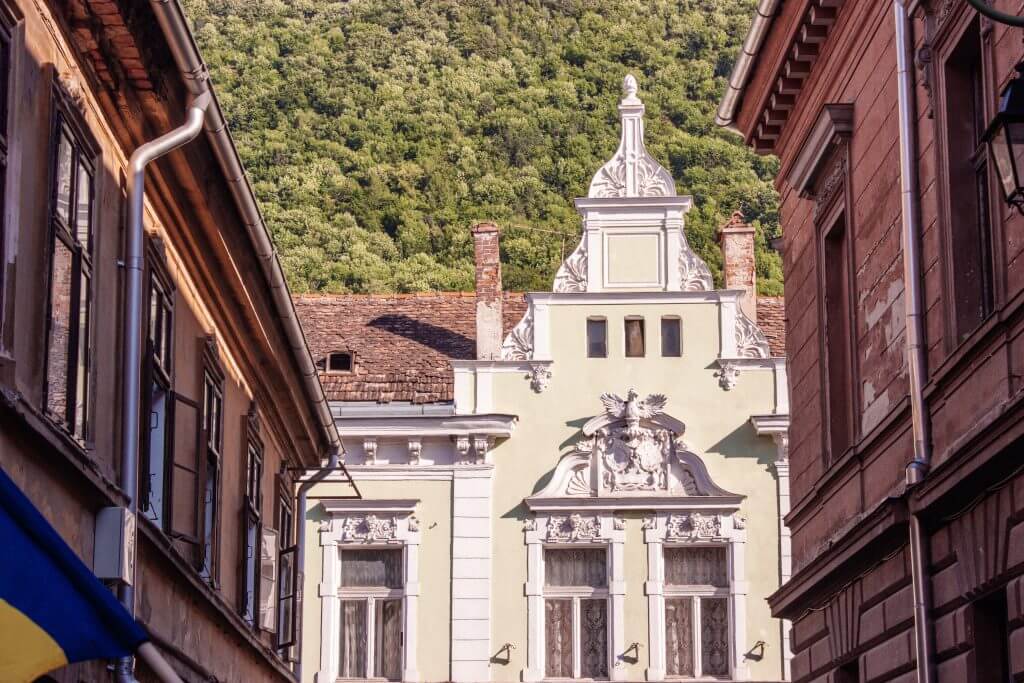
[185,0,782,294]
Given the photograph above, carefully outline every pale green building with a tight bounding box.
[295,77,791,683]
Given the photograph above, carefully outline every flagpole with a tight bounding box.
[135,643,185,683]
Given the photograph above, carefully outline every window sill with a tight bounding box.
[923,276,1024,402]
[135,516,295,680]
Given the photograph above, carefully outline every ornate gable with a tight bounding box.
[525,389,741,511]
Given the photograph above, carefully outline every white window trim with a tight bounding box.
[542,547,611,680]
[317,500,421,683]
[643,512,748,682]
[523,513,626,682]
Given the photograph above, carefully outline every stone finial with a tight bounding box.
[622,74,639,100]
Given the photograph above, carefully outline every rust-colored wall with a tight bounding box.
[734,1,1024,681]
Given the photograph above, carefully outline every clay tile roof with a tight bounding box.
[756,296,787,357]
[294,292,528,404]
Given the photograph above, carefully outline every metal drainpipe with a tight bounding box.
[114,90,212,683]
[293,446,342,683]
[894,2,937,682]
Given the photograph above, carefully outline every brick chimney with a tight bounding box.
[718,211,757,322]
[472,222,503,360]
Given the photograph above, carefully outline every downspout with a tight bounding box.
[115,90,212,683]
[715,0,780,130]
[150,0,342,455]
[294,446,342,683]
[893,2,936,682]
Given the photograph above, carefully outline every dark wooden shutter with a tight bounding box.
[168,391,202,552]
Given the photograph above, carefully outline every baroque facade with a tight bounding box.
[720,1,1024,682]
[0,0,348,680]
[297,78,792,683]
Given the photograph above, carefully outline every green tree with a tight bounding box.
[185,0,781,295]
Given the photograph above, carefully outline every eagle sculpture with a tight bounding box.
[600,389,668,425]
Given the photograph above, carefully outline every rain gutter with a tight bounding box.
[715,0,781,130]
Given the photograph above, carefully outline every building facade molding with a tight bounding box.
[316,500,421,683]
[642,511,750,681]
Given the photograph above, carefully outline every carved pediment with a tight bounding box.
[528,390,739,505]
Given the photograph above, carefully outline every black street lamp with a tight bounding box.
[966,0,1024,212]
[984,64,1024,213]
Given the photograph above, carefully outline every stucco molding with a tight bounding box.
[316,500,421,683]
[642,512,749,681]
[527,391,741,509]
[501,307,534,361]
[332,413,518,439]
[786,103,854,198]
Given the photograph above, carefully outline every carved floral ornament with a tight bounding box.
[525,389,741,504]
[321,511,420,544]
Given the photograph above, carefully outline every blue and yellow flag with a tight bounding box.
[0,466,147,682]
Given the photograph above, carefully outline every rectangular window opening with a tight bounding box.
[823,214,854,462]
[625,318,645,357]
[661,317,682,357]
[663,546,731,679]
[944,18,995,340]
[338,548,405,680]
[587,318,607,358]
[972,588,1009,683]
[543,547,609,679]
[44,107,95,442]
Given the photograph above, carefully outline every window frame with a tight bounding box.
[317,508,420,683]
[541,545,611,680]
[276,475,298,652]
[586,317,608,359]
[660,316,682,357]
[661,544,732,679]
[42,83,98,443]
[199,339,224,586]
[0,3,18,343]
[336,546,406,681]
[624,316,646,358]
[931,10,1004,351]
[139,242,176,530]
[240,409,264,628]
[324,351,354,374]
[816,201,858,466]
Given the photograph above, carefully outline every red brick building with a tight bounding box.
[720,1,1024,681]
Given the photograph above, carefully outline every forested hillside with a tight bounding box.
[184,0,782,294]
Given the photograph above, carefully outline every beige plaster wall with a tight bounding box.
[488,299,784,681]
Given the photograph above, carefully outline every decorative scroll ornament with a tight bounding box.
[587,75,676,199]
[407,437,422,465]
[553,241,588,293]
[735,310,771,359]
[501,308,534,361]
[341,514,397,542]
[455,436,472,463]
[528,363,552,393]
[523,517,538,532]
[679,244,714,292]
[665,512,723,540]
[547,513,601,542]
[715,362,741,391]
[407,516,421,533]
[528,390,740,501]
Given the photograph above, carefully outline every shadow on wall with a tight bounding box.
[709,422,777,468]
[367,314,474,358]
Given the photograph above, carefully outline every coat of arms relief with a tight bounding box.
[529,389,738,501]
